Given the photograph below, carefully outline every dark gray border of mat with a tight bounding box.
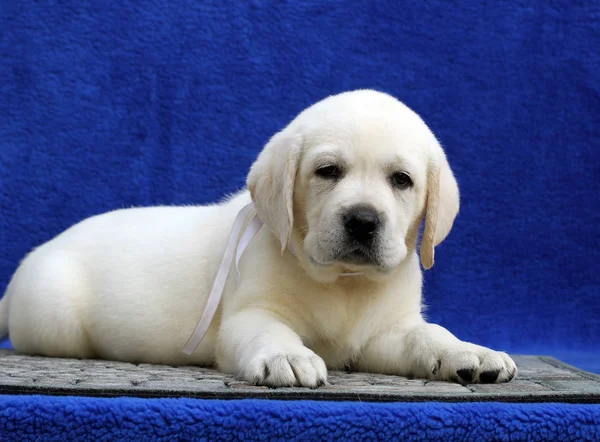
[2,384,600,403]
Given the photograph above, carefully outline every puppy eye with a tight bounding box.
[391,172,412,189]
[316,165,342,180]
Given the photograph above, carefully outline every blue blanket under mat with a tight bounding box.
[0,0,598,440]
[0,396,599,441]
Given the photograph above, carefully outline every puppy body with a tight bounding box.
[2,192,250,366]
[1,90,516,386]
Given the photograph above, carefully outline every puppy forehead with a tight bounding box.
[297,91,435,175]
[303,125,429,175]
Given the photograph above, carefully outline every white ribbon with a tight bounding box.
[181,202,257,355]
[235,212,263,284]
[182,201,362,355]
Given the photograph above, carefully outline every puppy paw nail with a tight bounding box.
[506,368,517,382]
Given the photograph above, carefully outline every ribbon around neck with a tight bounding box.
[181,202,258,355]
[181,201,361,355]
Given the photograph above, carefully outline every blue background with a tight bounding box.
[1,1,598,373]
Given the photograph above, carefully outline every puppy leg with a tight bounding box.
[8,252,95,359]
[357,322,517,384]
[216,309,327,388]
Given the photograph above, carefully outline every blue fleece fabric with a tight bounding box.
[0,396,599,442]
[0,0,598,439]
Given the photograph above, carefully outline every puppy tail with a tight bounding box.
[0,295,9,339]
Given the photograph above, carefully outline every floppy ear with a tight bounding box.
[420,145,460,270]
[247,129,303,254]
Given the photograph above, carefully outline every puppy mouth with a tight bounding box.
[339,248,378,266]
[309,247,384,269]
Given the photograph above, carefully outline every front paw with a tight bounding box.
[431,344,517,384]
[245,346,328,388]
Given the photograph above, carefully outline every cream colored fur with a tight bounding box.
[0,90,516,387]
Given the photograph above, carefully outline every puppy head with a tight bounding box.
[247,90,459,282]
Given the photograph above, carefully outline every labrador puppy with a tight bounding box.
[0,90,516,387]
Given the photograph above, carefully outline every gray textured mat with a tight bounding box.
[1,350,599,403]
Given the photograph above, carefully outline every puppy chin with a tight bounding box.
[299,234,407,283]
[306,264,344,283]
[306,261,399,284]
[305,250,406,283]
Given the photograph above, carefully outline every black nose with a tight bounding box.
[343,205,381,243]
